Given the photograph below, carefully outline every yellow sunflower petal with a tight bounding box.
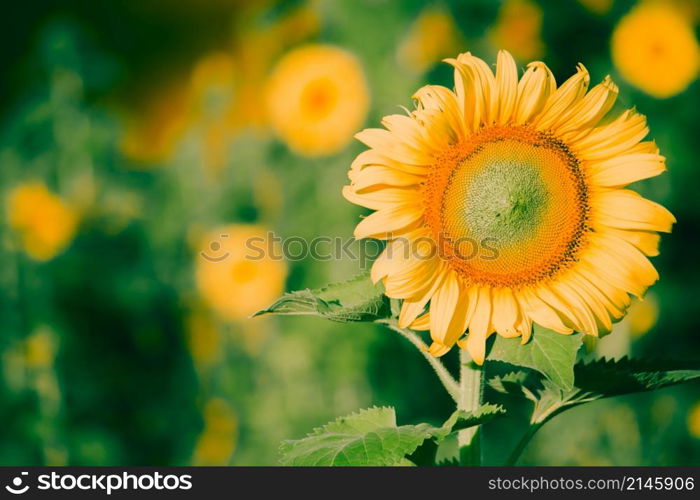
[412,85,467,141]
[355,128,435,165]
[342,185,418,211]
[445,53,494,130]
[492,287,521,337]
[350,148,429,176]
[592,189,675,232]
[427,342,452,357]
[429,270,461,345]
[370,230,429,283]
[349,166,424,190]
[353,204,423,239]
[606,228,661,257]
[495,50,518,125]
[548,280,599,336]
[519,288,574,334]
[409,312,431,330]
[587,150,665,187]
[384,253,443,299]
[556,76,618,137]
[513,61,556,124]
[533,64,590,130]
[381,114,437,154]
[397,265,447,327]
[463,286,493,365]
[573,110,648,161]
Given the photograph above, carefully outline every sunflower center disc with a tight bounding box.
[453,154,548,245]
[424,126,588,287]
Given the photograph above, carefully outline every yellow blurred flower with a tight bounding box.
[688,401,700,438]
[397,6,462,73]
[192,398,237,465]
[195,225,287,320]
[8,183,78,261]
[626,294,659,338]
[579,0,614,15]
[120,80,192,165]
[488,0,544,61]
[265,44,369,156]
[612,1,699,98]
[186,308,221,368]
[24,327,57,369]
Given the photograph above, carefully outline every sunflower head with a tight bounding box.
[612,1,699,98]
[8,183,79,261]
[265,44,369,156]
[344,50,674,364]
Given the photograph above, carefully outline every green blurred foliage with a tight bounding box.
[0,0,698,465]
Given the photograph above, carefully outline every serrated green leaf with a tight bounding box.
[436,457,461,466]
[280,407,432,466]
[486,325,582,390]
[435,404,506,440]
[410,404,505,466]
[573,357,700,399]
[254,272,390,323]
[488,358,700,426]
[280,405,505,466]
[491,358,700,464]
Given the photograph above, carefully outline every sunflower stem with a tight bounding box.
[458,348,483,465]
[382,321,460,403]
[505,423,542,466]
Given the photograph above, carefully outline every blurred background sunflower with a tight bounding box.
[0,0,698,465]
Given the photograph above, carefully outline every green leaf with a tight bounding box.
[488,358,700,425]
[280,407,429,466]
[280,405,505,466]
[574,357,700,399]
[486,325,583,391]
[435,404,506,440]
[409,404,506,466]
[253,272,390,323]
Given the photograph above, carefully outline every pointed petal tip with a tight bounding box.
[456,338,484,365]
[427,341,451,357]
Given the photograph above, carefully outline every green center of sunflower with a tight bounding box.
[423,125,589,287]
[453,155,548,246]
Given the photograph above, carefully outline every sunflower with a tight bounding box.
[8,183,79,261]
[343,51,674,364]
[265,44,369,156]
[612,1,699,98]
